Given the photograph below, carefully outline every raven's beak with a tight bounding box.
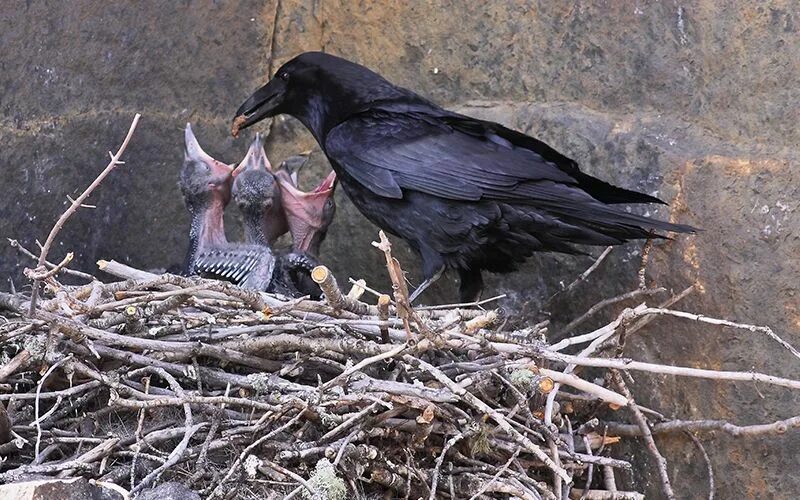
[232,132,272,178]
[232,78,287,137]
[185,123,233,177]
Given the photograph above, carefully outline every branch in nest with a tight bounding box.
[312,265,371,315]
[539,350,800,391]
[8,238,95,281]
[28,114,141,314]
[591,415,800,437]
[611,370,675,500]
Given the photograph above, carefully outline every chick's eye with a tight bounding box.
[278,70,289,81]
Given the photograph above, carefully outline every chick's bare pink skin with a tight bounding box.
[276,169,337,256]
[180,123,234,249]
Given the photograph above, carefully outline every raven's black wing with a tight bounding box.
[326,108,575,202]
[325,107,693,234]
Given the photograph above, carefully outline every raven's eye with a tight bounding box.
[278,70,289,81]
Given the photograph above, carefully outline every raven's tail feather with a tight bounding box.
[573,171,667,205]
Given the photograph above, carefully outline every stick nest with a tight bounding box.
[1,235,797,500]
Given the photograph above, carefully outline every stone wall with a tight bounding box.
[1,2,798,497]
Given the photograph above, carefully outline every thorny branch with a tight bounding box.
[28,114,141,314]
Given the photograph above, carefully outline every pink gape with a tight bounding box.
[276,167,337,257]
[180,123,234,271]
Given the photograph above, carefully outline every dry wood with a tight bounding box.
[611,370,675,500]
[28,114,141,314]
[0,350,32,383]
[378,293,392,343]
[8,238,95,281]
[0,230,795,499]
[591,415,800,437]
[312,265,370,315]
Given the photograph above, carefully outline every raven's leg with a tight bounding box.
[409,247,445,303]
[458,268,483,303]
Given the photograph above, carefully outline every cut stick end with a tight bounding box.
[311,266,329,284]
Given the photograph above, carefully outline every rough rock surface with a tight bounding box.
[135,481,201,500]
[1,1,798,497]
[0,477,125,500]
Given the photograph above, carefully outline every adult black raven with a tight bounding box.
[232,52,695,302]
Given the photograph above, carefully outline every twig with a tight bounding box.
[24,252,74,280]
[130,367,195,494]
[571,490,644,500]
[558,288,664,336]
[207,409,305,499]
[378,294,391,343]
[543,306,642,443]
[539,368,627,407]
[97,259,160,281]
[312,266,370,315]
[429,430,471,500]
[636,307,800,362]
[579,435,594,500]
[536,351,800,391]
[638,237,654,290]
[602,466,616,493]
[322,342,408,390]
[468,447,521,500]
[263,457,323,500]
[0,461,96,482]
[57,437,120,478]
[186,397,226,487]
[8,238,95,281]
[34,354,74,461]
[0,350,32,383]
[348,279,367,300]
[347,277,391,303]
[405,354,570,483]
[112,395,278,413]
[28,113,141,314]
[686,433,714,500]
[611,371,675,500]
[332,429,362,467]
[415,294,507,311]
[549,305,645,352]
[65,194,96,208]
[624,285,694,337]
[545,246,612,305]
[372,231,427,340]
[130,375,150,490]
[593,415,800,437]
[0,381,102,401]
[319,401,382,443]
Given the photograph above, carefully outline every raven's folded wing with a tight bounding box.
[325,109,579,203]
[324,108,694,235]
